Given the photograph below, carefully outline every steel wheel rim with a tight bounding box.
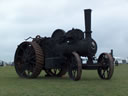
[97,53,114,80]
[68,52,82,81]
[14,41,44,78]
[45,67,67,77]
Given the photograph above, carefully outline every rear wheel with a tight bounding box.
[14,42,44,78]
[45,67,67,77]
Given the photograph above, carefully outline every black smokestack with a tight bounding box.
[110,49,113,57]
[84,9,92,38]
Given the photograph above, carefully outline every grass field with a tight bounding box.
[0,65,128,96]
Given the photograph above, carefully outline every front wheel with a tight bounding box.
[68,52,82,81]
[97,53,114,80]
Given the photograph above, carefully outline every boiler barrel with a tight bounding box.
[59,39,97,57]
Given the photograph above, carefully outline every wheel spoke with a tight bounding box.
[21,70,25,76]
[102,70,105,77]
[27,70,30,76]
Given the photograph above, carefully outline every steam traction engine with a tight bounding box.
[14,9,114,81]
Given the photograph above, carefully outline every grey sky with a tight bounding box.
[0,0,128,62]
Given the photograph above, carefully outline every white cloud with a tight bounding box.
[0,0,128,61]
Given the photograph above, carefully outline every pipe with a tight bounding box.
[84,9,92,38]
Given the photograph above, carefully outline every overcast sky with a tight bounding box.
[0,0,128,62]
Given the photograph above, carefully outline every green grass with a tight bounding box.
[0,65,128,96]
